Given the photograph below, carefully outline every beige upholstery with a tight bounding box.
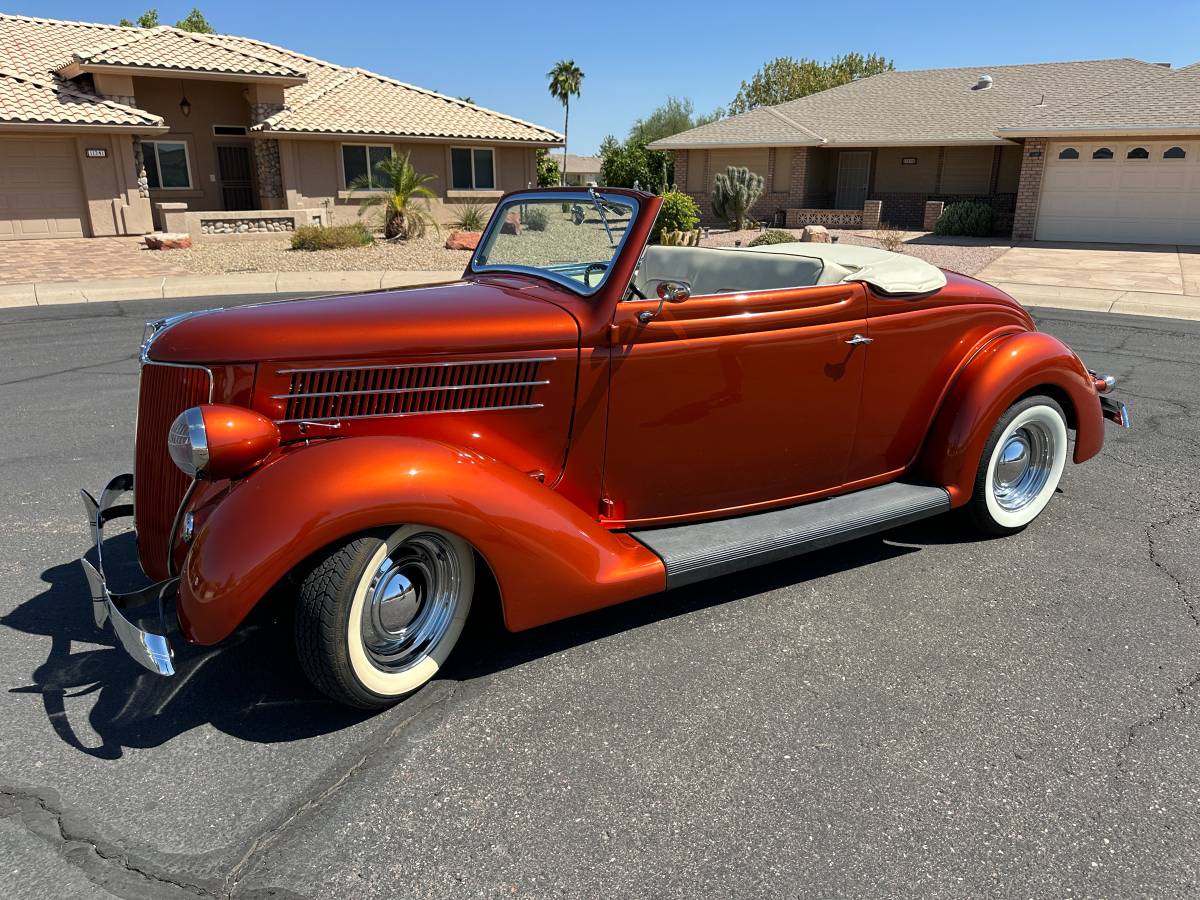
[637,246,853,297]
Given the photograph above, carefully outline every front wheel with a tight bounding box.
[295,525,474,709]
[966,395,1069,536]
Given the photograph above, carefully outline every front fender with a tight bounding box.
[178,436,665,644]
[916,330,1104,506]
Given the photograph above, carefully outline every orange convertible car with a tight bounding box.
[82,188,1129,708]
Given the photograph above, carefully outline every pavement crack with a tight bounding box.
[1,783,221,898]
[1145,494,1200,629]
[1118,669,1200,774]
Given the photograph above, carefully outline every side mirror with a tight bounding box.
[639,280,692,325]
[657,280,691,303]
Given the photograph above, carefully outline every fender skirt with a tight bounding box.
[917,330,1104,507]
[178,436,666,644]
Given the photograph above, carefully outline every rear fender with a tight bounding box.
[178,436,665,643]
[916,330,1104,506]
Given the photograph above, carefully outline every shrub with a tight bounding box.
[933,201,996,237]
[711,165,764,231]
[290,223,374,251]
[451,204,487,231]
[748,229,798,247]
[522,206,550,231]
[651,190,701,243]
[874,222,906,252]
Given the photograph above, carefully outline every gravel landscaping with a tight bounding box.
[173,230,472,275]
[699,227,1012,276]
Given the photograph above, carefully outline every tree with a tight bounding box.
[629,96,722,146]
[601,96,723,193]
[119,7,215,32]
[728,52,894,115]
[351,153,438,240]
[535,149,560,187]
[546,59,583,184]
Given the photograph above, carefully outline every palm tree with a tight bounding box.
[351,152,438,240]
[546,59,583,185]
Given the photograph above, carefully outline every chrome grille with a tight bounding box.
[276,358,551,423]
[134,363,211,581]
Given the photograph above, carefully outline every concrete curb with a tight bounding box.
[0,270,464,309]
[990,281,1200,321]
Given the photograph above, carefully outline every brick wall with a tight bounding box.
[1011,137,1046,240]
[673,147,815,228]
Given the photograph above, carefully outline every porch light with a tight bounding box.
[179,82,192,118]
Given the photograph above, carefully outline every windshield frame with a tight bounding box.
[467,190,642,297]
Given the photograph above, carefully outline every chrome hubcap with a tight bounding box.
[992,422,1053,511]
[361,532,462,673]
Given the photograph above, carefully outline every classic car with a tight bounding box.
[81,188,1129,708]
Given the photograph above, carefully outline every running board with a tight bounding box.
[630,482,951,589]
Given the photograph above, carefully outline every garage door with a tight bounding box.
[1036,141,1200,244]
[0,137,88,240]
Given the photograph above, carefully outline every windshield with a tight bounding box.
[470,191,639,295]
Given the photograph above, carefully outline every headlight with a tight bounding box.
[168,407,209,478]
[168,405,279,480]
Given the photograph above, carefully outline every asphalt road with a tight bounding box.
[1,295,1197,899]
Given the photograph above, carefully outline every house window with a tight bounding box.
[1164,146,1187,159]
[450,147,495,190]
[213,124,249,136]
[341,144,393,189]
[1092,147,1114,160]
[1126,147,1149,159]
[1057,147,1079,160]
[143,140,192,189]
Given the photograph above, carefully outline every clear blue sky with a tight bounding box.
[11,0,1200,154]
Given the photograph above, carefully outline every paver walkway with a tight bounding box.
[0,236,186,284]
[976,241,1200,317]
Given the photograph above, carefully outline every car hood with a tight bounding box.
[147,278,580,364]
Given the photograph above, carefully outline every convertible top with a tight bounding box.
[739,241,947,295]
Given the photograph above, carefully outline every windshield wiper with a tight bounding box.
[589,187,615,247]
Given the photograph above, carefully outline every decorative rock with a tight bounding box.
[144,232,192,250]
[445,230,481,251]
[801,225,831,243]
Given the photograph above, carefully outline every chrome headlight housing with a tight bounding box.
[167,407,209,478]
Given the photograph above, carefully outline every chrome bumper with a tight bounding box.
[1090,369,1131,429]
[80,474,178,676]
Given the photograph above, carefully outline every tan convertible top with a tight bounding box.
[739,241,947,295]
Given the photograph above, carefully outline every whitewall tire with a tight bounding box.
[295,525,474,709]
[967,395,1068,536]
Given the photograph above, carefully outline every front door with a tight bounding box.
[835,151,871,210]
[216,145,256,210]
[603,283,870,525]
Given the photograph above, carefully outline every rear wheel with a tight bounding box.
[966,395,1068,536]
[295,525,474,709]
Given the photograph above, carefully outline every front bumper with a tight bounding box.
[80,474,178,676]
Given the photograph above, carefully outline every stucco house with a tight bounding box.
[556,153,604,186]
[650,59,1200,245]
[0,13,561,241]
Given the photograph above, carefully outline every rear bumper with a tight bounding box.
[80,474,178,676]
[1101,396,1131,428]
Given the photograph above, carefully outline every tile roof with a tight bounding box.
[0,13,561,144]
[998,62,1200,134]
[254,68,562,143]
[61,26,306,80]
[0,65,164,130]
[650,59,1173,149]
[556,153,603,173]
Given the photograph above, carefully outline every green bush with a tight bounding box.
[451,204,487,231]
[933,201,996,237]
[651,190,701,243]
[522,206,550,231]
[290,223,374,251]
[748,229,798,247]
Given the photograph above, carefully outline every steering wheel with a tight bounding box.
[583,262,608,287]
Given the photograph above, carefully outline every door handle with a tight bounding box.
[845,334,873,345]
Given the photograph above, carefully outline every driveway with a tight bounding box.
[1,297,1199,898]
[977,242,1200,318]
[0,237,186,285]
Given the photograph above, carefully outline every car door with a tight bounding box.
[602,281,870,525]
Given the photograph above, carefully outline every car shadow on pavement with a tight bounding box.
[5,521,960,758]
[3,532,371,760]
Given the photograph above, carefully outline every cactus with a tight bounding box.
[711,166,764,231]
[659,229,702,247]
